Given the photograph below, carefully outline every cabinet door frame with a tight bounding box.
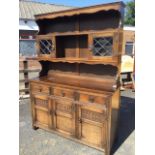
[51,96,76,137]
[31,93,53,129]
[88,31,119,57]
[36,35,56,57]
[77,103,108,148]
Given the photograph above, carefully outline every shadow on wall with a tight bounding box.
[111,96,135,154]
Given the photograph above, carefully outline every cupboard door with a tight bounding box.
[32,94,52,129]
[52,97,76,137]
[36,35,56,57]
[77,104,107,148]
[88,32,116,57]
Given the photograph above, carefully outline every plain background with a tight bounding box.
[0,0,155,155]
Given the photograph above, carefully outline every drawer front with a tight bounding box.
[79,92,106,105]
[53,87,75,99]
[31,83,50,95]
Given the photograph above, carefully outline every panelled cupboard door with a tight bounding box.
[88,32,119,57]
[32,94,52,129]
[77,104,107,148]
[52,97,76,137]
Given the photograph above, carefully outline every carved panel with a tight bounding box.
[81,109,106,123]
[35,98,48,107]
[56,102,72,114]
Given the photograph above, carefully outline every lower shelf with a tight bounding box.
[37,56,120,66]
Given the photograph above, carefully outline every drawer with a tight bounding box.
[53,87,75,99]
[79,92,107,105]
[31,84,50,95]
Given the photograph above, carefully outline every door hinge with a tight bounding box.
[78,118,82,123]
[50,110,56,116]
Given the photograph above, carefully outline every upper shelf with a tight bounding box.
[36,29,122,38]
[35,2,125,20]
[37,56,120,66]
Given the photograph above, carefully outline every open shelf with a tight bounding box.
[37,9,120,35]
[37,29,120,37]
[36,30,121,60]
[56,35,89,58]
[37,56,120,66]
[35,7,123,66]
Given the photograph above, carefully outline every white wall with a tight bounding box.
[19,19,39,31]
[124,26,135,31]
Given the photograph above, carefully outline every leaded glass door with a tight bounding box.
[36,36,56,57]
[88,32,120,57]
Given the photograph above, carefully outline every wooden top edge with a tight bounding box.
[37,57,120,67]
[35,28,124,38]
[35,1,125,20]
[29,77,114,94]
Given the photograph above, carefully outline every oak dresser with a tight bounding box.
[30,2,125,155]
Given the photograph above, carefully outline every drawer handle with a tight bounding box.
[73,92,79,101]
[89,96,95,103]
[50,110,56,116]
[50,88,53,95]
[78,118,82,123]
[61,90,65,97]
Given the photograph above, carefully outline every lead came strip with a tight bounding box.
[93,37,113,56]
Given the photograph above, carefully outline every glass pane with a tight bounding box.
[125,42,133,55]
[19,40,36,56]
[93,37,113,56]
[39,40,53,54]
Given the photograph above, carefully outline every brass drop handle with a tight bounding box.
[50,110,56,116]
[61,90,65,97]
[89,96,95,103]
[73,92,79,101]
[54,111,56,116]
[88,45,93,51]
[78,118,82,123]
[39,87,42,92]
[49,88,53,95]
[52,44,55,51]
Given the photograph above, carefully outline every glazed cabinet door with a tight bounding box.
[31,94,53,129]
[36,35,56,58]
[77,104,107,149]
[51,96,76,137]
[88,31,120,57]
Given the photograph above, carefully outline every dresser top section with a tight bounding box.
[35,2,125,20]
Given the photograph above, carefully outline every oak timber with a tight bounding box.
[30,2,124,155]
